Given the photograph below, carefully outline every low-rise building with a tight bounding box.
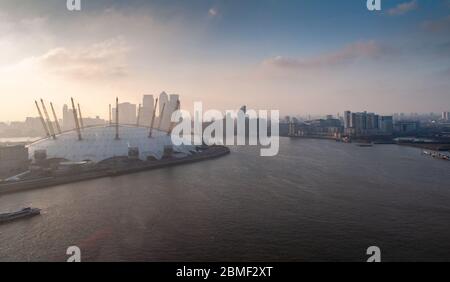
[394,121,420,134]
[0,145,29,178]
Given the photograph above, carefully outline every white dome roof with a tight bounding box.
[27,125,194,162]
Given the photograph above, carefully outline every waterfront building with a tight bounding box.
[366,113,379,130]
[0,122,6,134]
[344,111,393,137]
[0,117,47,137]
[394,120,420,134]
[291,116,342,139]
[344,111,351,129]
[24,117,48,136]
[62,104,75,130]
[112,102,137,125]
[0,145,29,177]
[159,94,180,132]
[159,92,169,116]
[379,116,394,134]
[64,104,105,130]
[82,116,106,127]
[24,117,43,131]
[442,112,449,121]
[140,95,155,127]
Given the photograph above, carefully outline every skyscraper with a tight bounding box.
[380,116,393,134]
[143,95,154,110]
[159,94,180,132]
[159,92,180,131]
[159,92,169,116]
[62,104,75,130]
[366,113,376,130]
[344,111,352,128]
[344,111,392,136]
[112,102,137,125]
[140,95,154,127]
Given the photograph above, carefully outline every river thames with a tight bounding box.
[0,138,449,261]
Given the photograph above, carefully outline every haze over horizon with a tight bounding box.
[0,0,449,121]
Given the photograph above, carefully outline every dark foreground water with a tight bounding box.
[0,138,449,262]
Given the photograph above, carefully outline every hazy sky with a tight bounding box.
[0,0,449,121]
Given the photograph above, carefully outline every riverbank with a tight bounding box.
[289,135,449,151]
[0,145,230,195]
[397,143,450,151]
[1,138,449,262]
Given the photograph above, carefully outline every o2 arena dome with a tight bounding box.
[28,125,195,163]
[28,95,195,164]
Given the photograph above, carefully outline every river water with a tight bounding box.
[0,138,449,261]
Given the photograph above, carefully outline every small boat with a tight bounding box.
[356,143,373,147]
[438,154,450,161]
[342,137,352,143]
[0,207,41,223]
[422,150,450,161]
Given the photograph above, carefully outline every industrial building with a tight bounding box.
[0,145,29,178]
[288,116,342,139]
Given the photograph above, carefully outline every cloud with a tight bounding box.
[422,15,450,32]
[387,0,418,16]
[208,8,218,17]
[32,37,130,80]
[262,41,386,70]
[0,14,54,64]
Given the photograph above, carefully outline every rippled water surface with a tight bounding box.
[1,138,449,261]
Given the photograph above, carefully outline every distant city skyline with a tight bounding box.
[0,0,449,121]
[0,103,449,124]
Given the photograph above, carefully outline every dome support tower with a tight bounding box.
[148,98,158,138]
[71,97,82,141]
[77,103,84,129]
[41,99,56,139]
[35,100,50,138]
[157,102,166,131]
[115,97,120,140]
[50,102,62,134]
[136,104,141,127]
